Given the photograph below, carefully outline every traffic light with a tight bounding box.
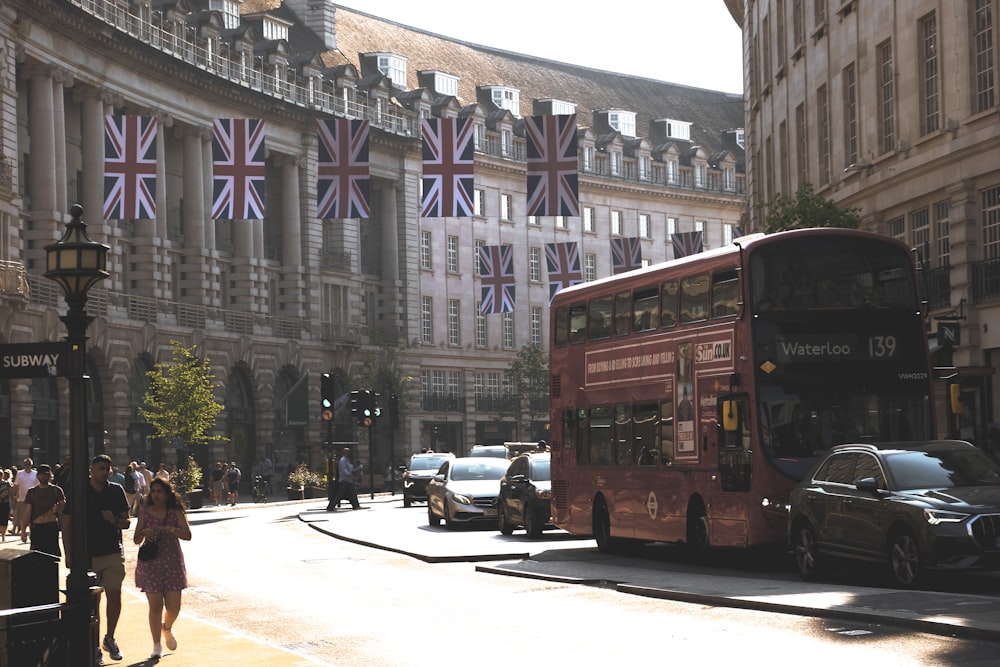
[349,390,362,418]
[357,390,375,427]
[321,373,334,422]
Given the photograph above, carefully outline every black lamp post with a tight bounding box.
[45,204,110,667]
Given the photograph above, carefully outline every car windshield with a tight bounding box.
[450,460,508,481]
[409,456,448,471]
[885,448,1000,490]
[530,460,551,481]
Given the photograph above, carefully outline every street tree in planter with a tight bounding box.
[139,340,226,508]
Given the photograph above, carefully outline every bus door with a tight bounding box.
[718,394,751,492]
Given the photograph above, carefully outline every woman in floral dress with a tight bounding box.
[134,477,192,659]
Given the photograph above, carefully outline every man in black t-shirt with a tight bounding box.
[62,454,131,663]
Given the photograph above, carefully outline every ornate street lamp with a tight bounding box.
[45,204,109,667]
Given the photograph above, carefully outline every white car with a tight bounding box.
[426,457,508,529]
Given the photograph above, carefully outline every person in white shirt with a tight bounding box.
[12,457,39,542]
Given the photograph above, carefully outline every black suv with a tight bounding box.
[497,452,551,538]
[788,440,1000,586]
[402,452,454,507]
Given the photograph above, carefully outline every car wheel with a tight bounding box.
[427,502,441,526]
[792,521,824,581]
[592,497,624,554]
[404,496,411,508]
[524,508,542,539]
[686,500,710,553]
[498,503,515,536]
[888,528,921,587]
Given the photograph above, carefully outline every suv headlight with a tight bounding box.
[924,509,970,525]
[535,488,551,500]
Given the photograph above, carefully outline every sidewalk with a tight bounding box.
[4,494,334,667]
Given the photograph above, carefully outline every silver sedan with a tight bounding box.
[426,457,509,529]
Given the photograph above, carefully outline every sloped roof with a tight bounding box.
[244,1,744,154]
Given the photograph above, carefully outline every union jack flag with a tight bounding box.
[545,241,582,301]
[525,114,579,217]
[479,245,515,314]
[212,118,266,220]
[611,237,642,274]
[103,115,157,220]
[421,117,475,217]
[316,119,371,219]
[672,231,704,258]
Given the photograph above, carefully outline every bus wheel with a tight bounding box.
[686,502,709,552]
[593,498,622,554]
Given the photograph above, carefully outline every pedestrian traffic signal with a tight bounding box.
[349,390,362,418]
[321,373,334,422]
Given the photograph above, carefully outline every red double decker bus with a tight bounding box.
[548,228,934,552]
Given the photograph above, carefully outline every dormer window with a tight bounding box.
[607,110,636,137]
[431,72,459,96]
[489,86,520,116]
[262,16,290,41]
[735,129,745,149]
[376,53,408,88]
[659,118,692,141]
[210,0,241,30]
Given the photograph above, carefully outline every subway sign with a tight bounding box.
[0,342,70,378]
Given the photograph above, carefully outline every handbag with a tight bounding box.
[137,540,158,561]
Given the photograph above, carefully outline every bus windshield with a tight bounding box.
[758,380,930,481]
[749,236,917,311]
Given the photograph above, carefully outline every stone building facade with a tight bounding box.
[0,0,744,477]
[731,0,1000,445]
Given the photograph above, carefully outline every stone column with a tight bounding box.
[51,68,72,213]
[28,65,57,214]
[281,156,302,267]
[78,88,106,241]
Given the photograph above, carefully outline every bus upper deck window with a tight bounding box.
[680,273,710,324]
[632,286,659,332]
[569,303,587,344]
[712,268,739,318]
[614,291,631,336]
[660,279,678,328]
[554,305,569,346]
[589,296,613,340]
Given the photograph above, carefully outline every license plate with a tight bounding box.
[483,508,498,517]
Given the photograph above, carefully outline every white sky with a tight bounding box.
[331,1,745,94]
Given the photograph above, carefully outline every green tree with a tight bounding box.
[758,183,861,233]
[501,343,550,439]
[139,340,226,448]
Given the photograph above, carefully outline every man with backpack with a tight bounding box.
[226,462,241,506]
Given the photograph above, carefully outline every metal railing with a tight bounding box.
[0,260,29,299]
[421,395,465,413]
[923,265,951,310]
[972,258,1000,301]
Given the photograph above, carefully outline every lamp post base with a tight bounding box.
[65,571,100,667]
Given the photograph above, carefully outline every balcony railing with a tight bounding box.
[475,396,520,413]
[65,0,745,199]
[421,395,465,413]
[972,258,1000,301]
[923,265,952,310]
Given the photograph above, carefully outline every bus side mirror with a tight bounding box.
[950,384,964,415]
[721,400,739,432]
